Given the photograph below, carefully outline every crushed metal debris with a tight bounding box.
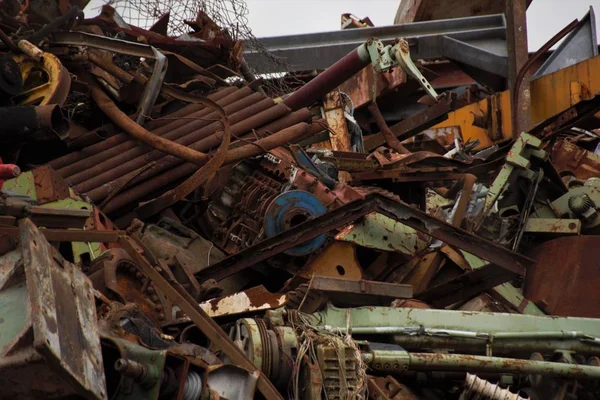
[0,0,600,399]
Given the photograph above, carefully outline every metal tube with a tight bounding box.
[62,90,261,181]
[78,99,281,197]
[283,44,370,110]
[365,351,600,379]
[102,120,320,214]
[48,86,241,170]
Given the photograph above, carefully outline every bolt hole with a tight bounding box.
[383,235,388,241]
[336,265,346,276]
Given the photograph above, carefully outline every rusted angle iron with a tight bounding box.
[198,193,533,283]
[0,227,123,242]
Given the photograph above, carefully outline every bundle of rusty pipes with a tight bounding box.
[1,0,600,399]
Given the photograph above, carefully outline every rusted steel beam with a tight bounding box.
[367,102,410,154]
[505,0,529,138]
[364,99,451,151]
[117,235,284,400]
[198,193,532,284]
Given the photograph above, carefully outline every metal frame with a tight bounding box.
[245,14,507,72]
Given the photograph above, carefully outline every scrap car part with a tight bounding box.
[12,42,71,106]
[117,234,284,399]
[461,373,526,400]
[0,219,106,400]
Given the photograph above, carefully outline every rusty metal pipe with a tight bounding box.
[367,102,410,154]
[86,102,290,201]
[93,111,316,204]
[48,86,241,170]
[0,105,66,142]
[511,19,578,137]
[61,90,261,181]
[102,122,314,213]
[283,44,370,110]
[77,98,280,195]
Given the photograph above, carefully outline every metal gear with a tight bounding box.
[568,193,595,216]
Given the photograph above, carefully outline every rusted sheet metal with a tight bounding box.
[551,139,600,180]
[337,65,406,110]
[19,218,107,400]
[199,286,287,318]
[526,235,600,317]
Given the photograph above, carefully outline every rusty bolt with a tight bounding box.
[157,313,166,321]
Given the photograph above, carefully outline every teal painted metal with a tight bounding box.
[336,212,430,256]
[0,282,30,356]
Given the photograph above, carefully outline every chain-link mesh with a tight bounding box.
[104,0,301,95]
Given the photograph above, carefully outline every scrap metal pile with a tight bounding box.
[3,0,600,399]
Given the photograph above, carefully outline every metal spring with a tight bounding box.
[460,374,527,400]
[182,370,203,400]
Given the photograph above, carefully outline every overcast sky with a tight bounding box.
[86,0,598,51]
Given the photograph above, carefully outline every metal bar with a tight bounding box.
[51,31,155,58]
[117,235,283,400]
[198,193,532,283]
[365,351,600,379]
[245,14,506,72]
[506,0,529,137]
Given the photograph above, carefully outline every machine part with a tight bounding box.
[199,193,532,297]
[102,336,167,399]
[0,105,67,143]
[543,178,600,231]
[475,132,547,229]
[523,218,581,235]
[336,211,430,256]
[460,373,526,400]
[293,305,600,356]
[283,36,438,111]
[390,38,438,100]
[0,219,106,400]
[89,248,172,325]
[321,90,352,159]
[264,190,327,256]
[367,375,420,400]
[285,276,413,313]
[117,234,284,400]
[526,235,600,317]
[317,343,366,399]
[534,7,598,78]
[182,370,203,400]
[12,50,71,106]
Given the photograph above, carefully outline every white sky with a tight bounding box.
[85,0,599,51]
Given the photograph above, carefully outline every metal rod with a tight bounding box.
[364,351,600,379]
[48,86,240,170]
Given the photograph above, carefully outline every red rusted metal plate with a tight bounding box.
[526,235,600,317]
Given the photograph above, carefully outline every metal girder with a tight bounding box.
[197,193,532,287]
[440,36,508,77]
[534,6,598,78]
[245,14,506,72]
